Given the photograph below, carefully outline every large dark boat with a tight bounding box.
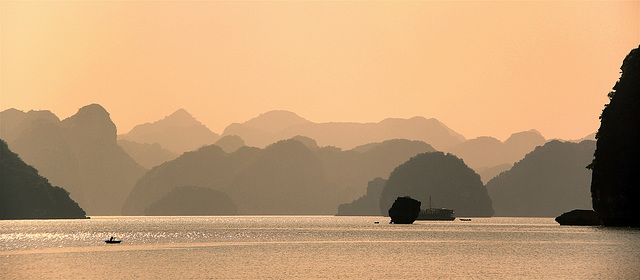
[416,196,455,221]
[416,207,455,220]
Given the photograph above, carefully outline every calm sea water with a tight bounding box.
[1,216,639,279]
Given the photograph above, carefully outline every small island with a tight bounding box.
[555,209,602,226]
[388,196,421,224]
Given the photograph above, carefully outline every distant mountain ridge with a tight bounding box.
[447,129,546,182]
[486,140,595,217]
[122,137,437,215]
[222,111,465,150]
[119,109,220,154]
[336,178,387,216]
[2,104,595,217]
[0,108,60,143]
[241,110,311,133]
[0,104,146,215]
[121,109,552,175]
[118,139,179,169]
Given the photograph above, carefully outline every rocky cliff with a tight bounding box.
[1,104,146,215]
[590,45,640,227]
[1,140,86,219]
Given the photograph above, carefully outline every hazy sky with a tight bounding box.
[2,1,638,141]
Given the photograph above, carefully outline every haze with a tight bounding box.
[1,1,638,140]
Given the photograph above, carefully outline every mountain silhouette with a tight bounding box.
[221,111,311,148]
[123,139,337,215]
[144,186,237,216]
[122,144,260,215]
[119,109,220,154]
[336,178,386,216]
[487,140,595,217]
[1,104,146,215]
[221,111,464,150]
[118,139,179,169]
[1,139,86,219]
[448,130,546,182]
[474,163,513,184]
[379,152,494,217]
[574,132,596,142]
[504,130,546,156]
[223,139,339,214]
[122,137,436,215]
[237,110,312,133]
[0,108,61,144]
[590,45,640,227]
[314,138,437,203]
[214,135,246,153]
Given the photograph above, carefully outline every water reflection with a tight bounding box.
[2,216,639,279]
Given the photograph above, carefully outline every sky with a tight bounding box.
[1,1,638,141]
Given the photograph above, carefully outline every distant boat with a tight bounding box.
[416,208,456,221]
[105,237,121,244]
[459,218,472,221]
[416,196,455,221]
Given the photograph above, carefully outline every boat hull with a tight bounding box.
[416,208,455,221]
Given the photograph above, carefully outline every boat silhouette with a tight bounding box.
[416,196,455,221]
[105,236,121,244]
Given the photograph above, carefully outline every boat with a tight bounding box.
[416,196,455,221]
[459,218,472,221]
[105,237,121,244]
[416,207,456,220]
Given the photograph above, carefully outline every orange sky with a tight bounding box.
[1,1,638,141]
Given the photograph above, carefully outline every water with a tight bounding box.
[2,216,639,279]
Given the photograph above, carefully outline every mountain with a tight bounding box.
[315,138,437,202]
[448,136,504,168]
[379,152,494,217]
[569,132,596,143]
[447,130,546,182]
[221,111,311,148]
[1,139,86,219]
[486,140,595,217]
[123,139,337,215]
[119,109,220,154]
[118,139,179,169]
[214,135,246,153]
[336,178,386,216]
[1,104,146,215]
[122,136,436,215]
[239,110,312,134]
[223,139,339,214]
[122,144,260,215]
[590,45,640,227]
[0,108,60,143]
[474,163,512,184]
[144,186,237,216]
[222,111,465,150]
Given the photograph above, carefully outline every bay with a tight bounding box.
[1,216,639,279]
